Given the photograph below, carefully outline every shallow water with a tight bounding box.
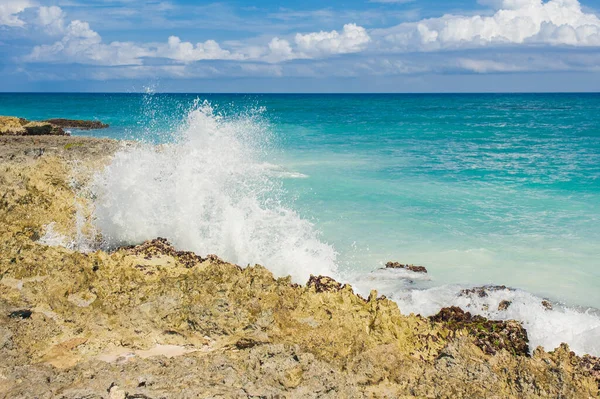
[2,92,600,355]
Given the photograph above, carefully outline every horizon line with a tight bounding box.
[1,91,600,95]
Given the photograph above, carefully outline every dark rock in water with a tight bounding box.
[44,118,108,130]
[9,309,32,319]
[498,300,512,311]
[542,300,553,310]
[430,306,529,357]
[385,261,427,274]
[460,285,515,298]
[307,275,344,293]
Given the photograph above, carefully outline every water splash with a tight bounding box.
[90,101,338,283]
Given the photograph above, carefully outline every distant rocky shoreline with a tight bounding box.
[0,115,108,136]
[0,134,598,398]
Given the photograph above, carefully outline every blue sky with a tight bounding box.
[1,0,600,92]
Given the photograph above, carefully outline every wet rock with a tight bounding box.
[498,300,512,311]
[460,285,514,298]
[430,306,529,356]
[385,261,427,273]
[542,300,553,310]
[44,118,108,130]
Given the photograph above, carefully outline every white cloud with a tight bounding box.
[25,20,151,66]
[295,23,371,56]
[0,0,34,27]
[266,37,296,62]
[157,36,241,63]
[378,0,600,50]
[36,6,65,35]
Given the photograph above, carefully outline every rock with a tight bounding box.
[22,122,66,136]
[430,306,529,356]
[126,237,206,268]
[0,116,28,134]
[498,300,512,311]
[307,275,344,292]
[44,118,108,130]
[108,384,126,399]
[542,300,553,310]
[460,285,514,298]
[385,261,428,273]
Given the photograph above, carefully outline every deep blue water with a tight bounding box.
[1,93,599,308]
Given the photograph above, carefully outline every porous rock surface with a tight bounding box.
[0,137,598,398]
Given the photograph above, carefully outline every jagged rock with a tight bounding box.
[44,118,108,130]
[430,306,529,356]
[498,300,512,311]
[385,261,428,273]
[125,237,206,268]
[307,275,344,292]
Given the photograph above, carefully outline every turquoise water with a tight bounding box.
[1,93,599,310]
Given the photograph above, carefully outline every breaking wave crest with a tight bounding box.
[90,101,337,283]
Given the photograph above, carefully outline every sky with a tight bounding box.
[1,0,600,92]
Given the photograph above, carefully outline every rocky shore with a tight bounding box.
[0,116,108,136]
[0,136,599,398]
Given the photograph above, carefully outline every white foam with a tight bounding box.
[90,101,337,283]
[388,283,600,357]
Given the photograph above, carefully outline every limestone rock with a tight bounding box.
[44,118,108,130]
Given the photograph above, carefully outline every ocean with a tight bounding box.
[1,92,599,355]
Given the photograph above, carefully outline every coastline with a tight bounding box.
[0,134,599,397]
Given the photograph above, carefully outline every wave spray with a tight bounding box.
[91,101,338,283]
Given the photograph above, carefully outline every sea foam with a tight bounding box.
[90,101,337,283]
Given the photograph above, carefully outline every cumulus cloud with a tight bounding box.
[378,0,600,50]
[0,0,34,27]
[36,6,65,35]
[25,20,152,66]
[295,23,371,56]
[157,36,242,63]
[23,8,370,67]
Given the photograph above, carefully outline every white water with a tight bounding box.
[85,102,600,357]
[90,101,337,283]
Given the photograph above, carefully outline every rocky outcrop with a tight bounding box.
[0,137,598,398]
[430,306,529,356]
[385,261,428,273]
[0,116,66,136]
[0,116,108,136]
[44,118,109,130]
